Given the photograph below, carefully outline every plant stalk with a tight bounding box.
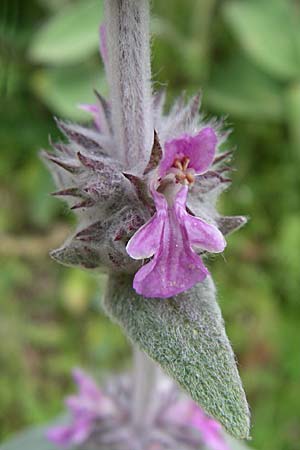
[132,346,158,429]
[104,0,153,175]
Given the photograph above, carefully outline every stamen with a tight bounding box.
[173,159,183,170]
[170,156,194,186]
[182,157,190,171]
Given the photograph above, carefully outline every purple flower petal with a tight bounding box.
[126,191,167,259]
[46,420,92,448]
[46,425,74,447]
[132,235,208,299]
[78,103,101,130]
[175,190,226,253]
[185,214,226,253]
[126,215,164,259]
[47,369,118,448]
[60,369,105,419]
[164,400,229,450]
[65,395,98,419]
[190,405,230,450]
[161,128,217,177]
[169,187,226,253]
[128,169,225,298]
[130,186,225,298]
[159,139,179,178]
[182,127,217,173]
[132,188,209,298]
[72,368,102,400]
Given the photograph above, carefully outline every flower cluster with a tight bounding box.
[46,369,118,447]
[43,27,245,299]
[47,369,230,450]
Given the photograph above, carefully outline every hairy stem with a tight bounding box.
[132,346,158,429]
[104,0,153,175]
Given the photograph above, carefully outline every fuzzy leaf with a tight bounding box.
[103,274,250,439]
[29,0,103,65]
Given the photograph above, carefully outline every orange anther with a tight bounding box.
[173,159,183,170]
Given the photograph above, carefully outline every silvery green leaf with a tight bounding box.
[104,274,250,439]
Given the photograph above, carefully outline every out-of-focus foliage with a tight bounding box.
[0,418,252,450]
[0,0,300,449]
[29,0,103,64]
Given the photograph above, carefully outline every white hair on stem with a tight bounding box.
[104,0,153,175]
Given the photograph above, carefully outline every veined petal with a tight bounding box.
[161,127,217,176]
[175,187,226,253]
[184,127,217,173]
[173,184,188,207]
[159,139,179,177]
[126,189,167,260]
[132,207,208,298]
[181,213,226,253]
[126,214,164,259]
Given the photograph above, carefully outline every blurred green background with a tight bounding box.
[1,0,300,449]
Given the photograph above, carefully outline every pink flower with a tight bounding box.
[126,128,226,298]
[165,400,229,450]
[46,369,115,448]
[78,103,101,130]
[47,369,231,449]
[46,419,92,448]
[159,127,217,179]
[190,406,230,450]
